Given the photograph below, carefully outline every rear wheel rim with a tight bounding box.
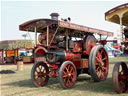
[95,48,108,80]
[91,45,109,82]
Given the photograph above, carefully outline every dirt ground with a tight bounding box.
[0,57,128,96]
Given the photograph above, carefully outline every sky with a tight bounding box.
[1,0,128,41]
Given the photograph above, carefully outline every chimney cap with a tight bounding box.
[50,13,59,17]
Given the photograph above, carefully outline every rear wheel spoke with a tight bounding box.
[102,67,106,71]
[96,57,101,62]
[96,66,100,72]
[100,49,104,55]
[102,57,107,61]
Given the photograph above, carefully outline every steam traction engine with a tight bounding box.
[105,3,128,93]
[19,13,113,89]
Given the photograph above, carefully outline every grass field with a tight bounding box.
[0,57,128,96]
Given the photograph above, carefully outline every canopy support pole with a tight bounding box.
[49,27,59,45]
[100,34,102,40]
[47,26,49,46]
[34,27,37,46]
[66,29,69,51]
[14,49,16,64]
[2,49,4,64]
[119,16,123,42]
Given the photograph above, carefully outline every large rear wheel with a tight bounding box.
[112,62,128,93]
[89,46,97,75]
[90,45,109,82]
[31,62,49,87]
[58,61,77,89]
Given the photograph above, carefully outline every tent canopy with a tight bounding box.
[105,3,128,26]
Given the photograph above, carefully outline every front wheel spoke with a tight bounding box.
[40,76,42,81]
[37,67,41,71]
[120,70,123,73]
[41,77,45,81]
[40,65,43,70]
[34,74,38,77]
[38,66,41,71]
[35,69,39,73]
[35,75,38,79]
[42,69,45,73]
[37,73,40,77]
[36,76,40,80]
[43,73,48,76]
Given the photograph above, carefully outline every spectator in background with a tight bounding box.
[20,52,26,56]
[27,51,31,56]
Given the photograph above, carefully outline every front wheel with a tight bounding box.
[31,62,49,87]
[112,62,128,93]
[58,61,77,89]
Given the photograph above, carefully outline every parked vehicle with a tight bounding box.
[19,13,113,89]
[114,50,123,57]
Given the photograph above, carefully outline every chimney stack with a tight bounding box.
[50,13,59,20]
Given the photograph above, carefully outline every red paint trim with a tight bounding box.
[34,46,47,63]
